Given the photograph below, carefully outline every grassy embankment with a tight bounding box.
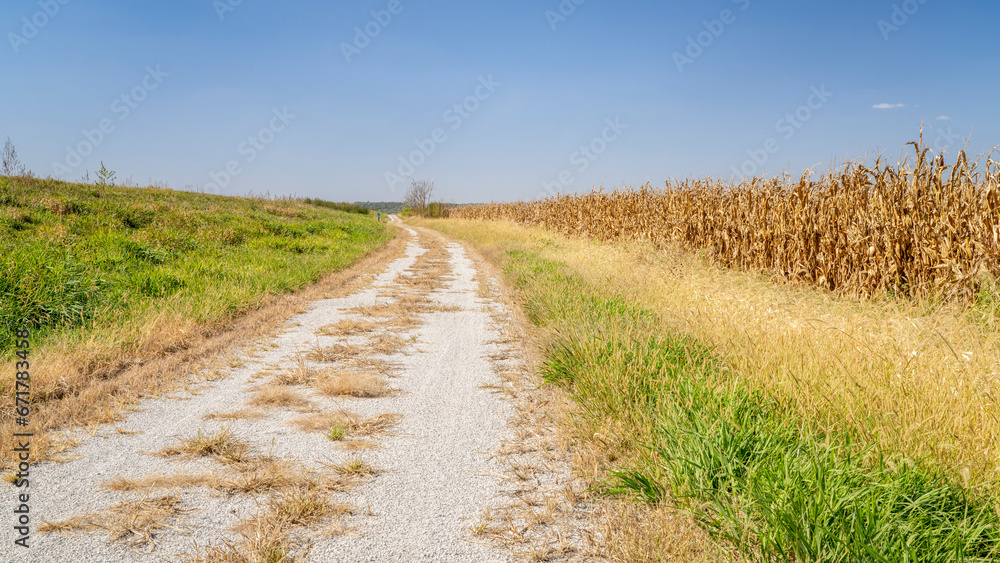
[1,176,392,467]
[420,217,1000,562]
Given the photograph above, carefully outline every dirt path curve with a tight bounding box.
[2,223,537,562]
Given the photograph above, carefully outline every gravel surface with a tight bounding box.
[2,224,518,562]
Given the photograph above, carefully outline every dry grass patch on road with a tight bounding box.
[186,491,354,562]
[260,488,347,528]
[348,295,459,319]
[305,342,363,363]
[203,409,267,421]
[344,356,398,375]
[338,439,379,451]
[182,518,304,563]
[272,355,318,385]
[158,427,251,464]
[106,473,216,492]
[248,386,312,409]
[40,495,189,551]
[327,456,380,477]
[366,333,409,355]
[317,319,377,337]
[383,314,421,331]
[389,233,455,291]
[352,413,403,436]
[313,369,395,398]
[292,411,401,438]
[291,410,359,433]
[217,458,329,495]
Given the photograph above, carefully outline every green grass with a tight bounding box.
[302,198,371,215]
[0,176,391,356]
[326,423,346,441]
[500,247,1000,562]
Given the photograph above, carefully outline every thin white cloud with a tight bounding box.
[873,103,905,109]
[936,115,951,120]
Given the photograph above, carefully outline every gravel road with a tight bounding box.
[2,224,524,562]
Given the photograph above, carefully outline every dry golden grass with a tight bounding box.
[351,413,403,436]
[291,410,358,433]
[339,439,379,451]
[248,386,312,409]
[317,319,377,337]
[106,473,216,492]
[453,141,1000,302]
[305,342,363,363]
[345,299,456,318]
[365,333,409,356]
[215,457,359,495]
[182,516,304,563]
[597,501,734,563]
[343,356,397,375]
[383,314,421,331]
[272,354,317,385]
[390,232,455,291]
[313,370,395,398]
[291,410,401,437]
[0,231,407,469]
[264,488,343,527]
[158,427,251,464]
[185,489,354,562]
[40,495,189,550]
[203,409,267,421]
[327,456,380,477]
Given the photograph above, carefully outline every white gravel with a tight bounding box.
[1,225,517,562]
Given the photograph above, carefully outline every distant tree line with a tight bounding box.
[354,201,407,214]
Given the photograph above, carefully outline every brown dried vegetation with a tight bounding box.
[40,495,189,551]
[454,142,1000,301]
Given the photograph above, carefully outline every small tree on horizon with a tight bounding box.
[404,178,434,214]
[96,161,117,187]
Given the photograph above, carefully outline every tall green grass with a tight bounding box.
[502,247,1000,562]
[0,176,391,356]
[302,198,371,214]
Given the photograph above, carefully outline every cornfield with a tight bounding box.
[455,142,1000,300]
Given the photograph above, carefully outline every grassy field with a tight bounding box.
[420,217,1000,562]
[1,176,392,466]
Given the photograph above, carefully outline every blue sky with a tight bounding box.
[2,0,997,203]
